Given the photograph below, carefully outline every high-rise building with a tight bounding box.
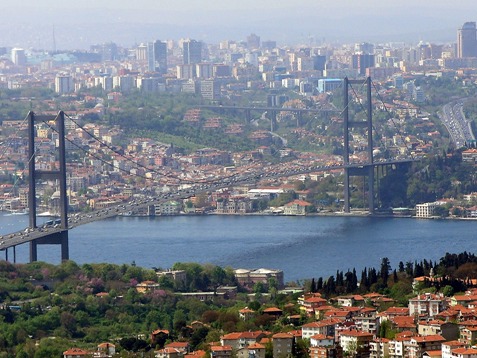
[11,48,26,66]
[55,75,73,94]
[153,40,167,73]
[182,40,202,65]
[351,54,375,75]
[136,43,148,61]
[247,33,261,49]
[458,22,477,58]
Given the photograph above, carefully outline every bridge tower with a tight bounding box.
[27,111,69,262]
[343,77,374,213]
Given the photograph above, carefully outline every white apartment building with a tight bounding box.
[415,202,438,218]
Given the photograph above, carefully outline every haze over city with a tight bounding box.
[1,0,476,49]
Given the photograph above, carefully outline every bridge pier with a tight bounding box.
[245,109,251,123]
[30,231,69,262]
[30,241,37,262]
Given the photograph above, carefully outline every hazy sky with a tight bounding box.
[1,0,476,49]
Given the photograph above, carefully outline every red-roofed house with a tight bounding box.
[221,331,267,350]
[310,334,335,347]
[97,342,115,357]
[442,340,467,358]
[165,342,190,354]
[390,316,416,332]
[237,343,266,358]
[239,307,256,321]
[210,345,233,358]
[407,334,446,358]
[272,332,294,358]
[423,349,442,358]
[300,296,328,316]
[63,348,91,358]
[408,293,447,319]
[284,199,313,215]
[184,350,207,358]
[449,347,477,358]
[418,320,459,340]
[370,338,390,358]
[155,347,183,358]
[339,330,373,357]
[302,319,341,339]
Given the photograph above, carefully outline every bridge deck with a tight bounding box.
[0,158,414,252]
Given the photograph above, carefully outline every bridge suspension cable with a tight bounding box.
[64,113,161,179]
[65,113,240,185]
[39,118,158,183]
[371,80,415,160]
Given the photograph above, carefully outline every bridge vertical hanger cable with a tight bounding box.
[371,80,415,160]
[39,119,157,182]
[62,113,235,185]
[348,80,388,153]
[64,114,156,176]
[4,149,38,211]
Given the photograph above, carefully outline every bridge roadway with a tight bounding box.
[199,104,338,114]
[0,158,413,252]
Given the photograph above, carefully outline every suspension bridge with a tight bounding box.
[0,77,417,263]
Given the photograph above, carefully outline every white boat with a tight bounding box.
[38,211,55,217]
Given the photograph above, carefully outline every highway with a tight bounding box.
[0,158,414,251]
[440,99,475,147]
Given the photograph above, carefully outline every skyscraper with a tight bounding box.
[458,22,477,58]
[182,40,202,65]
[153,40,167,73]
[55,75,73,94]
[247,33,261,49]
[11,48,26,66]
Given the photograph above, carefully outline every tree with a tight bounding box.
[380,257,391,287]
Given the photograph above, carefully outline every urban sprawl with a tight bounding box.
[3,18,477,358]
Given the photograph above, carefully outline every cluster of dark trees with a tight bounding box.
[308,252,477,303]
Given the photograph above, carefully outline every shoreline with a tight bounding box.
[117,210,477,221]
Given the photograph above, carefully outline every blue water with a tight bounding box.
[1,214,476,283]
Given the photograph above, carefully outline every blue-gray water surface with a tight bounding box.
[1,214,476,283]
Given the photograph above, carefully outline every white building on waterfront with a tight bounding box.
[415,202,438,218]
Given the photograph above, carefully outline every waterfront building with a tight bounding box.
[284,199,313,215]
[415,202,438,218]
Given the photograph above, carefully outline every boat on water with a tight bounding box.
[38,211,57,217]
[6,210,28,216]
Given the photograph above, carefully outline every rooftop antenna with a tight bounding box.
[53,25,57,53]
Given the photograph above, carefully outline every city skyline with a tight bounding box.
[1,0,476,49]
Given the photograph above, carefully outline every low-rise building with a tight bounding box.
[415,202,438,218]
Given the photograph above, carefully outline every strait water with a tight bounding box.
[0,213,476,283]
